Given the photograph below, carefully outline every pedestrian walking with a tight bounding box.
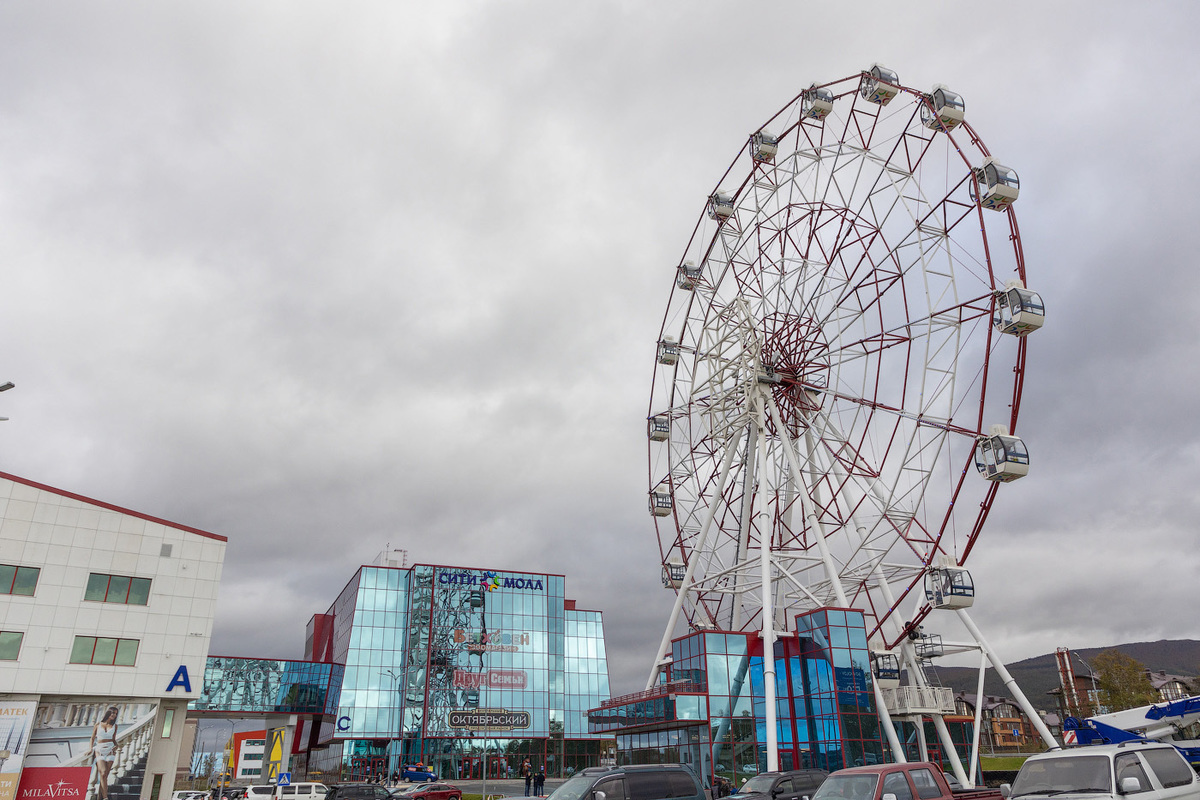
[525,769,533,797]
[534,766,546,797]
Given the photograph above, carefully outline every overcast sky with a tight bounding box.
[2,2,1199,701]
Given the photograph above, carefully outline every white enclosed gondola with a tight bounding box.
[801,85,834,120]
[662,560,686,589]
[975,424,1029,482]
[676,261,703,291]
[860,64,900,105]
[920,84,965,131]
[871,651,901,690]
[925,562,975,609]
[657,336,680,365]
[649,491,673,517]
[971,157,1020,211]
[994,280,1045,336]
[708,191,735,221]
[752,130,779,163]
[647,414,670,442]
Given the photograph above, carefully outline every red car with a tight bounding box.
[390,785,461,800]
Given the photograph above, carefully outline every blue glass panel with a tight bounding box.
[727,635,748,658]
[749,658,764,697]
[848,626,868,651]
[830,626,849,649]
[708,652,730,694]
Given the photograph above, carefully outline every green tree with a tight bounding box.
[1093,650,1158,712]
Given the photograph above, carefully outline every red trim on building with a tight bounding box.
[0,470,228,542]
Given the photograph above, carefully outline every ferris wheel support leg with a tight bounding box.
[956,608,1059,749]
[763,391,850,607]
[645,433,743,691]
[932,714,970,789]
[916,720,929,762]
[873,680,907,763]
[732,422,758,631]
[754,399,780,774]
[968,650,988,788]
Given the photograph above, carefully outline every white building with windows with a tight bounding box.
[0,471,226,800]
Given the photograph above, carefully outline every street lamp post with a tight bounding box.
[0,381,13,422]
[219,719,236,799]
[1074,654,1102,715]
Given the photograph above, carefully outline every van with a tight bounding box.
[548,765,706,800]
[245,784,329,800]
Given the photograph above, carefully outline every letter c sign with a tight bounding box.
[337,716,351,732]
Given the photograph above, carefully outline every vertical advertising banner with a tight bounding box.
[0,702,38,800]
[262,728,285,785]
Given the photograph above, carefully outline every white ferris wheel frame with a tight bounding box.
[645,68,1053,779]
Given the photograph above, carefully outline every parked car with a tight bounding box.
[811,763,1001,800]
[1002,742,1200,800]
[547,764,705,800]
[402,766,437,783]
[173,792,209,800]
[245,786,328,800]
[735,770,828,800]
[387,784,460,800]
[326,785,395,800]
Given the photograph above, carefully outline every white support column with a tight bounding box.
[932,714,970,788]
[754,394,779,773]
[732,422,758,631]
[957,608,1059,749]
[646,435,742,690]
[969,650,987,788]
[873,680,907,763]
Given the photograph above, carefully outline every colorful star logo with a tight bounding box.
[479,571,500,592]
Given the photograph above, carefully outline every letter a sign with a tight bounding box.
[263,727,285,784]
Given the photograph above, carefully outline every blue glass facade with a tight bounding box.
[300,563,612,781]
[589,607,887,790]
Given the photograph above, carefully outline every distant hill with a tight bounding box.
[926,639,1200,712]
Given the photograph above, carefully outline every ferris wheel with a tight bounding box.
[645,65,1050,769]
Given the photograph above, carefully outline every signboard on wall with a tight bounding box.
[15,767,91,800]
[448,709,530,731]
[0,702,38,800]
[262,728,285,784]
[22,700,159,800]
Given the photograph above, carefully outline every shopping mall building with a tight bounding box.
[588,608,970,784]
[191,559,614,782]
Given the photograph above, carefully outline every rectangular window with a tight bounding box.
[68,635,140,666]
[0,564,40,596]
[1142,748,1196,788]
[0,631,24,660]
[161,708,175,738]
[84,573,152,605]
[150,775,163,800]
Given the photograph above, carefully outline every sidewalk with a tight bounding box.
[443,779,565,798]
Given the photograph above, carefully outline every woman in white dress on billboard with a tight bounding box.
[90,706,120,800]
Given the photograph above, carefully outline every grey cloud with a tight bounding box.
[2,2,1199,698]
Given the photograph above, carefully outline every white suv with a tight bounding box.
[1004,742,1199,800]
